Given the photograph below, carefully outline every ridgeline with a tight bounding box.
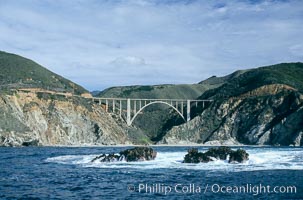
[0,50,302,146]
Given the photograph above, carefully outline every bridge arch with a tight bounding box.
[128,101,186,126]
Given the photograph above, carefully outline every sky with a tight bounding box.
[0,0,303,91]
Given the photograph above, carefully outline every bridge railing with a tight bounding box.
[91,97,213,102]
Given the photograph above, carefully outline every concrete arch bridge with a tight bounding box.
[92,98,213,126]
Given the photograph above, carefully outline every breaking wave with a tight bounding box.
[45,148,303,172]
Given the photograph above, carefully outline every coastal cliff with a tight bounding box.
[160,63,303,146]
[0,91,131,146]
[160,85,303,146]
[0,51,133,146]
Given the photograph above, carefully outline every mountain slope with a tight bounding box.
[200,62,303,100]
[97,84,211,99]
[0,51,87,95]
[0,51,132,146]
[160,63,303,146]
[96,67,250,99]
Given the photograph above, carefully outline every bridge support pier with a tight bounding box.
[134,100,136,113]
[187,100,190,122]
[119,100,122,118]
[106,99,108,112]
[127,98,131,126]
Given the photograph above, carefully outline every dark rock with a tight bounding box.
[183,148,211,163]
[91,147,157,162]
[183,147,249,164]
[22,139,39,146]
[120,147,157,162]
[204,146,232,160]
[228,149,249,163]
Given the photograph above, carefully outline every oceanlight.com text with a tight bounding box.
[211,183,297,196]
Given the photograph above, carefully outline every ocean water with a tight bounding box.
[0,146,302,199]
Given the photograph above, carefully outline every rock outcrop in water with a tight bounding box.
[183,147,249,164]
[228,149,249,163]
[120,146,157,161]
[183,148,212,163]
[91,147,157,162]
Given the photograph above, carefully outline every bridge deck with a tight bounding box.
[91,97,213,102]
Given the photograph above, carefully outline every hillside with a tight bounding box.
[0,51,132,146]
[198,69,249,85]
[0,51,87,95]
[200,62,303,100]
[96,68,251,99]
[96,84,210,99]
[160,63,303,146]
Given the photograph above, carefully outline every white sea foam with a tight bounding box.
[45,148,303,172]
[45,155,97,165]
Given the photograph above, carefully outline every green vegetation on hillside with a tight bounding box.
[0,51,87,95]
[96,84,213,99]
[200,62,303,100]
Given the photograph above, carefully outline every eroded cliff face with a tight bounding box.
[160,84,303,146]
[0,91,131,146]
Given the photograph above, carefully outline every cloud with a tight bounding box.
[0,0,302,90]
[110,56,147,66]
